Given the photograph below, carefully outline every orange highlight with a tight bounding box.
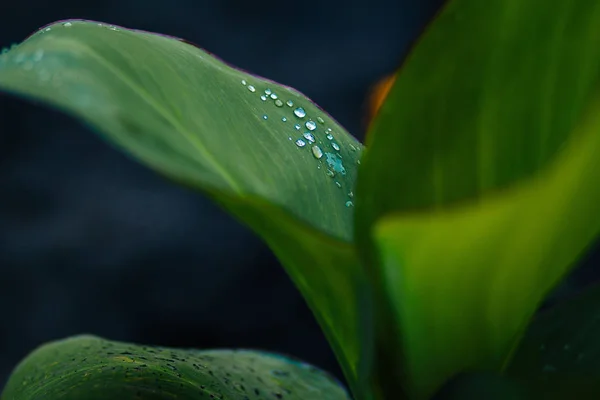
[368,74,396,121]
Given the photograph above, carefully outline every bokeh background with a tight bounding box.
[0,0,598,393]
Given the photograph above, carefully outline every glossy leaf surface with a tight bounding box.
[0,20,366,393]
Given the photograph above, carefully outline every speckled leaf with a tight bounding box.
[507,282,600,399]
[0,335,351,400]
[0,20,367,394]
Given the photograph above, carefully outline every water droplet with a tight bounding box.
[260,95,267,101]
[312,146,323,159]
[63,22,73,27]
[357,159,361,165]
[294,107,306,118]
[109,26,118,31]
[45,27,51,32]
[303,132,315,143]
[326,134,334,140]
[274,99,284,107]
[335,182,342,188]
[294,124,301,130]
[263,115,268,120]
[345,201,354,207]
[326,170,335,178]
[305,120,316,131]
[348,191,354,198]
[332,142,340,151]
[282,117,287,122]
[286,100,294,107]
[241,79,247,85]
[317,117,325,124]
[325,153,346,175]
[265,88,272,95]
[349,144,357,152]
[248,85,256,92]
[295,139,306,147]
[270,93,278,100]
[326,128,332,132]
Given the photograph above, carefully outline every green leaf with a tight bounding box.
[0,20,367,395]
[507,282,600,399]
[355,0,600,397]
[0,335,351,400]
[358,1,600,218]
[372,94,600,399]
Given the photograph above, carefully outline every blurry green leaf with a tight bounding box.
[358,1,600,219]
[507,282,600,399]
[0,335,351,400]
[0,20,367,394]
[372,95,600,399]
[355,0,600,398]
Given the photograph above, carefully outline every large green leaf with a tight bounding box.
[372,95,600,399]
[358,0,600,218]
[0,20,367,395]
[0,335,351,400]
[507,282,600,399]
[354,0,600,398]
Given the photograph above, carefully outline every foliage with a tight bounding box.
[1,0,600,398]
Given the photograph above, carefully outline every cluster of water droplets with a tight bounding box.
[241,79,358,207]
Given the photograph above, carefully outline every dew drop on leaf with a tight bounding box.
[325,152,346,175]
[286,100,294,107]
[326,134,334,140]
[63,22,72,27]
[305,120,317,131]
[265,88,272,95]
[294,107,306,118]
[260,95,267,101]
[282,117,287,122]
[303,132,315,143]
[326,170,335,178]
[295,139,306,148]
[312,146,323,159]
[294,124,301,130]
[348,191,354,198]
[345,200,354,207]
[263,115,268,120]
[241,79,247,86]
[332,142,340,151]
[335,182,342,188]
[317,117,325,124]
[270,93,278,100]
[248,85,256,92]
[274,99,284,107]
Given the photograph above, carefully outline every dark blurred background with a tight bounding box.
[0,0,598,394]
